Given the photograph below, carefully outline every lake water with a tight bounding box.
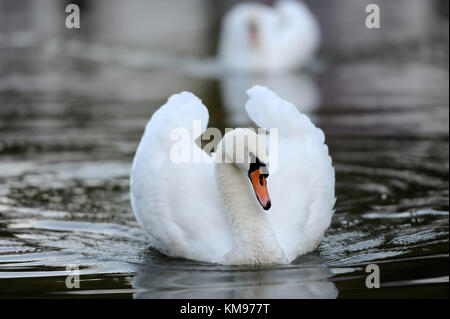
[0,0,448,298]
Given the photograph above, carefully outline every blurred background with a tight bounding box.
[0,0,448,298]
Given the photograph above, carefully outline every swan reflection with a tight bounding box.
[132,252,337,299]
[220,73,320,126]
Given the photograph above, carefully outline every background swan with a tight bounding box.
[218,0,321,73]
[130,86,335,265]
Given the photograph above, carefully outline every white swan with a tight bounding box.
[218,0,321,73]
[130,86,335,265]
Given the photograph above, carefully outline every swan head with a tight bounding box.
[216,128,271,211]
[218,2,274,72]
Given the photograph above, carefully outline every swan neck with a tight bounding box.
[214,161,286,264]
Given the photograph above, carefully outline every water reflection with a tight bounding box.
[132,252,337,299]
[220,73,320,125]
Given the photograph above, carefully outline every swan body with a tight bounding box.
[130,86,335,265]
[218,0,321,73]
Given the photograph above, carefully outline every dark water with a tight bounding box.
[0,0,448,298]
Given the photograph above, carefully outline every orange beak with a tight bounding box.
[248,22,260,46]
[249,168,271,210]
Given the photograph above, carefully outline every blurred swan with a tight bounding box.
[218,0,321,73]
[130,86,335,265]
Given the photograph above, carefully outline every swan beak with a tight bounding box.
[249,169,271,211]
[248,21,260,46]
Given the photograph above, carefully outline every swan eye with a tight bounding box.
[248,153,268,176]
[259,173,269,185]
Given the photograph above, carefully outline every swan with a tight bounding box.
[218,0,321,73]
[130,86,335,265]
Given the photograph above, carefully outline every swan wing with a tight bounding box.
[130,92,232,263]
[273,1,321,70]
[245,85,335,262]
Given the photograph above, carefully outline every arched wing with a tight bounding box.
[245,85,335,262]
[130,92,232,262]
